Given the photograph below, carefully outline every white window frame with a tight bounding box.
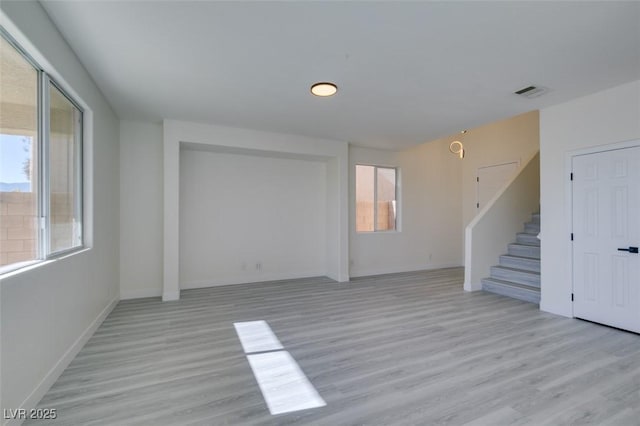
[1,27,84,274]
[355,164,399,233]
[44,77,84,257]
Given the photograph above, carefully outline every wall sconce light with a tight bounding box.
[449,140,465,159]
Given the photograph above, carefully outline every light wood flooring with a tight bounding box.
[28,268,640,425]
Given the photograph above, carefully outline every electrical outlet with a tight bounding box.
[256,262,262,271]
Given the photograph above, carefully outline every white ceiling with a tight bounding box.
[40,1,640,150]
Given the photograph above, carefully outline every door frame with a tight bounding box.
[566,138,640,318]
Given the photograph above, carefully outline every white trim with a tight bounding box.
[564,150,574,318]
[0,260,48,278]
[5,297,118,426]
[475,160,520,212]
[354,164,399,233]
[120,288,162,300]
[181,271,329,289]
[349,263,462,278]
[162,291,180,302]
[476,158,522,170]
[564,138,640,320]
[464,223,481,292]
[565,138,640,158]
[0,248,91,279]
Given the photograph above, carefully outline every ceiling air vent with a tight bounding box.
[514,85,550,99]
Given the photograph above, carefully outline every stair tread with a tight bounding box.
[517,232,540,237]
[509,242,540,248]
[484,210,542,305]
[501,254,541,261]
[482,277,541,292]
[491,265,540,275]
[499,258,540,272]
[516,238,540,247]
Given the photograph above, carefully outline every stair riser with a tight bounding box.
[516,234,540,245]
[508,245,540,258]
[531,214,541,224]
[490,267,540,288]
[524,223,540,234]
[482,280,541,304]
[499,256,540,272]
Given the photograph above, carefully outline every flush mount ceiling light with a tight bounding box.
[310,82,338,97]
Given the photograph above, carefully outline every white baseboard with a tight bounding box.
[6,297,118,426]
[464,280,482,292]
[181,270,328,290]
[120,287,162,300]
[349,263,462,278]
[162,291,180,302]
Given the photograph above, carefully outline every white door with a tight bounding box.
[476,162,518,211]
[572,146,640,333]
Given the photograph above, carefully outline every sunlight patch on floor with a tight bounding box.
[234,320,283,354]
[234,320,326,415]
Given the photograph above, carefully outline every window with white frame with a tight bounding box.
[355,165,397,232]
[0,30,83,273]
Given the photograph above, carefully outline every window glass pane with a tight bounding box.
[49,84,81,253]
[355,165,374,232]
[0,36,39,268]
[376,167,396,231]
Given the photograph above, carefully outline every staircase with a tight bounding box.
[481,212,540,304]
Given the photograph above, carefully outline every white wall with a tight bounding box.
[460,111,540,228]
[349,141,463,276]
[464,153,540,291]
[540,80,640,317]
[122,112,539,295]
[163,120,349,300]
[179,149,327,287]
[119,120,349,300]
[120,121,163,299]
[0,2,120,421]
[349,111,539,276]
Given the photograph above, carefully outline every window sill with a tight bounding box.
[0,247,90,279]
[0,260,44,277]
[355,230,401,235]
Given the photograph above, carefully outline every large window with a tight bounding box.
[355,165,397,232]
[0,31,83,272]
